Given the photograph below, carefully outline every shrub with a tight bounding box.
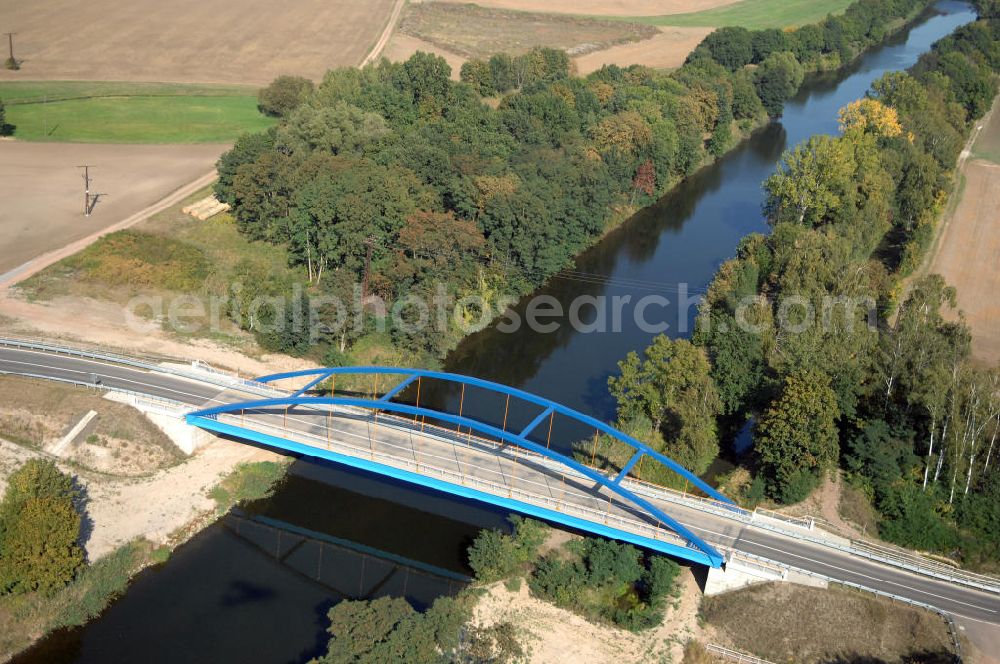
[0,496,84,595]
[468,516,546,583]
[313,594,474,664]
[527,535,681,630]
[258,75,314,117]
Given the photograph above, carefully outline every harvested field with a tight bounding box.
[702,582,955,663]
[0,141,225,277]
[929,160,1000,366]
[928,100,1000,366]
[383,34,466,79]
[420,0,741,16]
[399,2,658,59]
[574,26,712,73]
[0,0,398,86]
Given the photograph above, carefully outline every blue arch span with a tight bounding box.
[254,366,733,505]
[188,366,735,568]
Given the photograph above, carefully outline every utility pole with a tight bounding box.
[77,165,93,216]
[3,33,16,70]
[361,235,375,302]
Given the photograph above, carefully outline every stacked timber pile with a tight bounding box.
[182,195,230,220]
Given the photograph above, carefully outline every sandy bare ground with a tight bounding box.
[472,569,710,662]
[0,142,225,280]
[421,0,740,17]
[0,435,278,560]
[0,0,397,86]
[927,97,1000,367]
[574,26,712,73]
[82,440,279,559]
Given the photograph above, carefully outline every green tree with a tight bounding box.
[214,130,276,204]
[460,58,493,96]
[699,27,754,71]
[468,516,546,582]
[753,51,804,116]
[609,336,722,474]
[751,29,790,63]
[764,134,856,227]
[313,595,471,664]
[277,101,389,155]
[755,369,840,503]
[258,75,315,117]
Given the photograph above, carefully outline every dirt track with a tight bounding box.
[0,0,397,85]
[421,0,740,16]
[0,141,226,279]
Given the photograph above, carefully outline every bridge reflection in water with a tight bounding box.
[223,510,468,607]
[188,367,740,569]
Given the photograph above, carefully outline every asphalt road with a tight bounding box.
[1,345,998,628]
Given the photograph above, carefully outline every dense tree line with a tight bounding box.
[611,15,999,567]
[218,0,928,362]
[689,0,934,115]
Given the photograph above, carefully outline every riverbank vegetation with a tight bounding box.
[0,462,158,659]
[214,0,934,367]
[686,0,935,72]
[612,10,1000,568]
[468,517,682,631]
[208,460,290,514]
[310,592,525,664]
[0,538,164,660]
[309,518,682,663]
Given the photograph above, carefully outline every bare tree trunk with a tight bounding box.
[306,243,314,283]
[923,414,936,491]
[934,414,949,484]
[984,414,998,473]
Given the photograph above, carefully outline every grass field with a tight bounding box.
[633,0,856,29]
[972,104,1000,163]
[702,582,954,662]
[0,81,273,143]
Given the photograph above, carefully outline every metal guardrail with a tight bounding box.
[706,644,776,664]
[0,335,278,398]
[0,370,192,413]
[2,336,999,595]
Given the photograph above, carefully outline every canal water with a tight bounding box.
[14,3,977,661]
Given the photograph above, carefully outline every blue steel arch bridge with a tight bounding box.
[187,366,743,568]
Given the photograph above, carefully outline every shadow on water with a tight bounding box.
[12,3,978,662]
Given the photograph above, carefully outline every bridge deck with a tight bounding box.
[189,393,733,565]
